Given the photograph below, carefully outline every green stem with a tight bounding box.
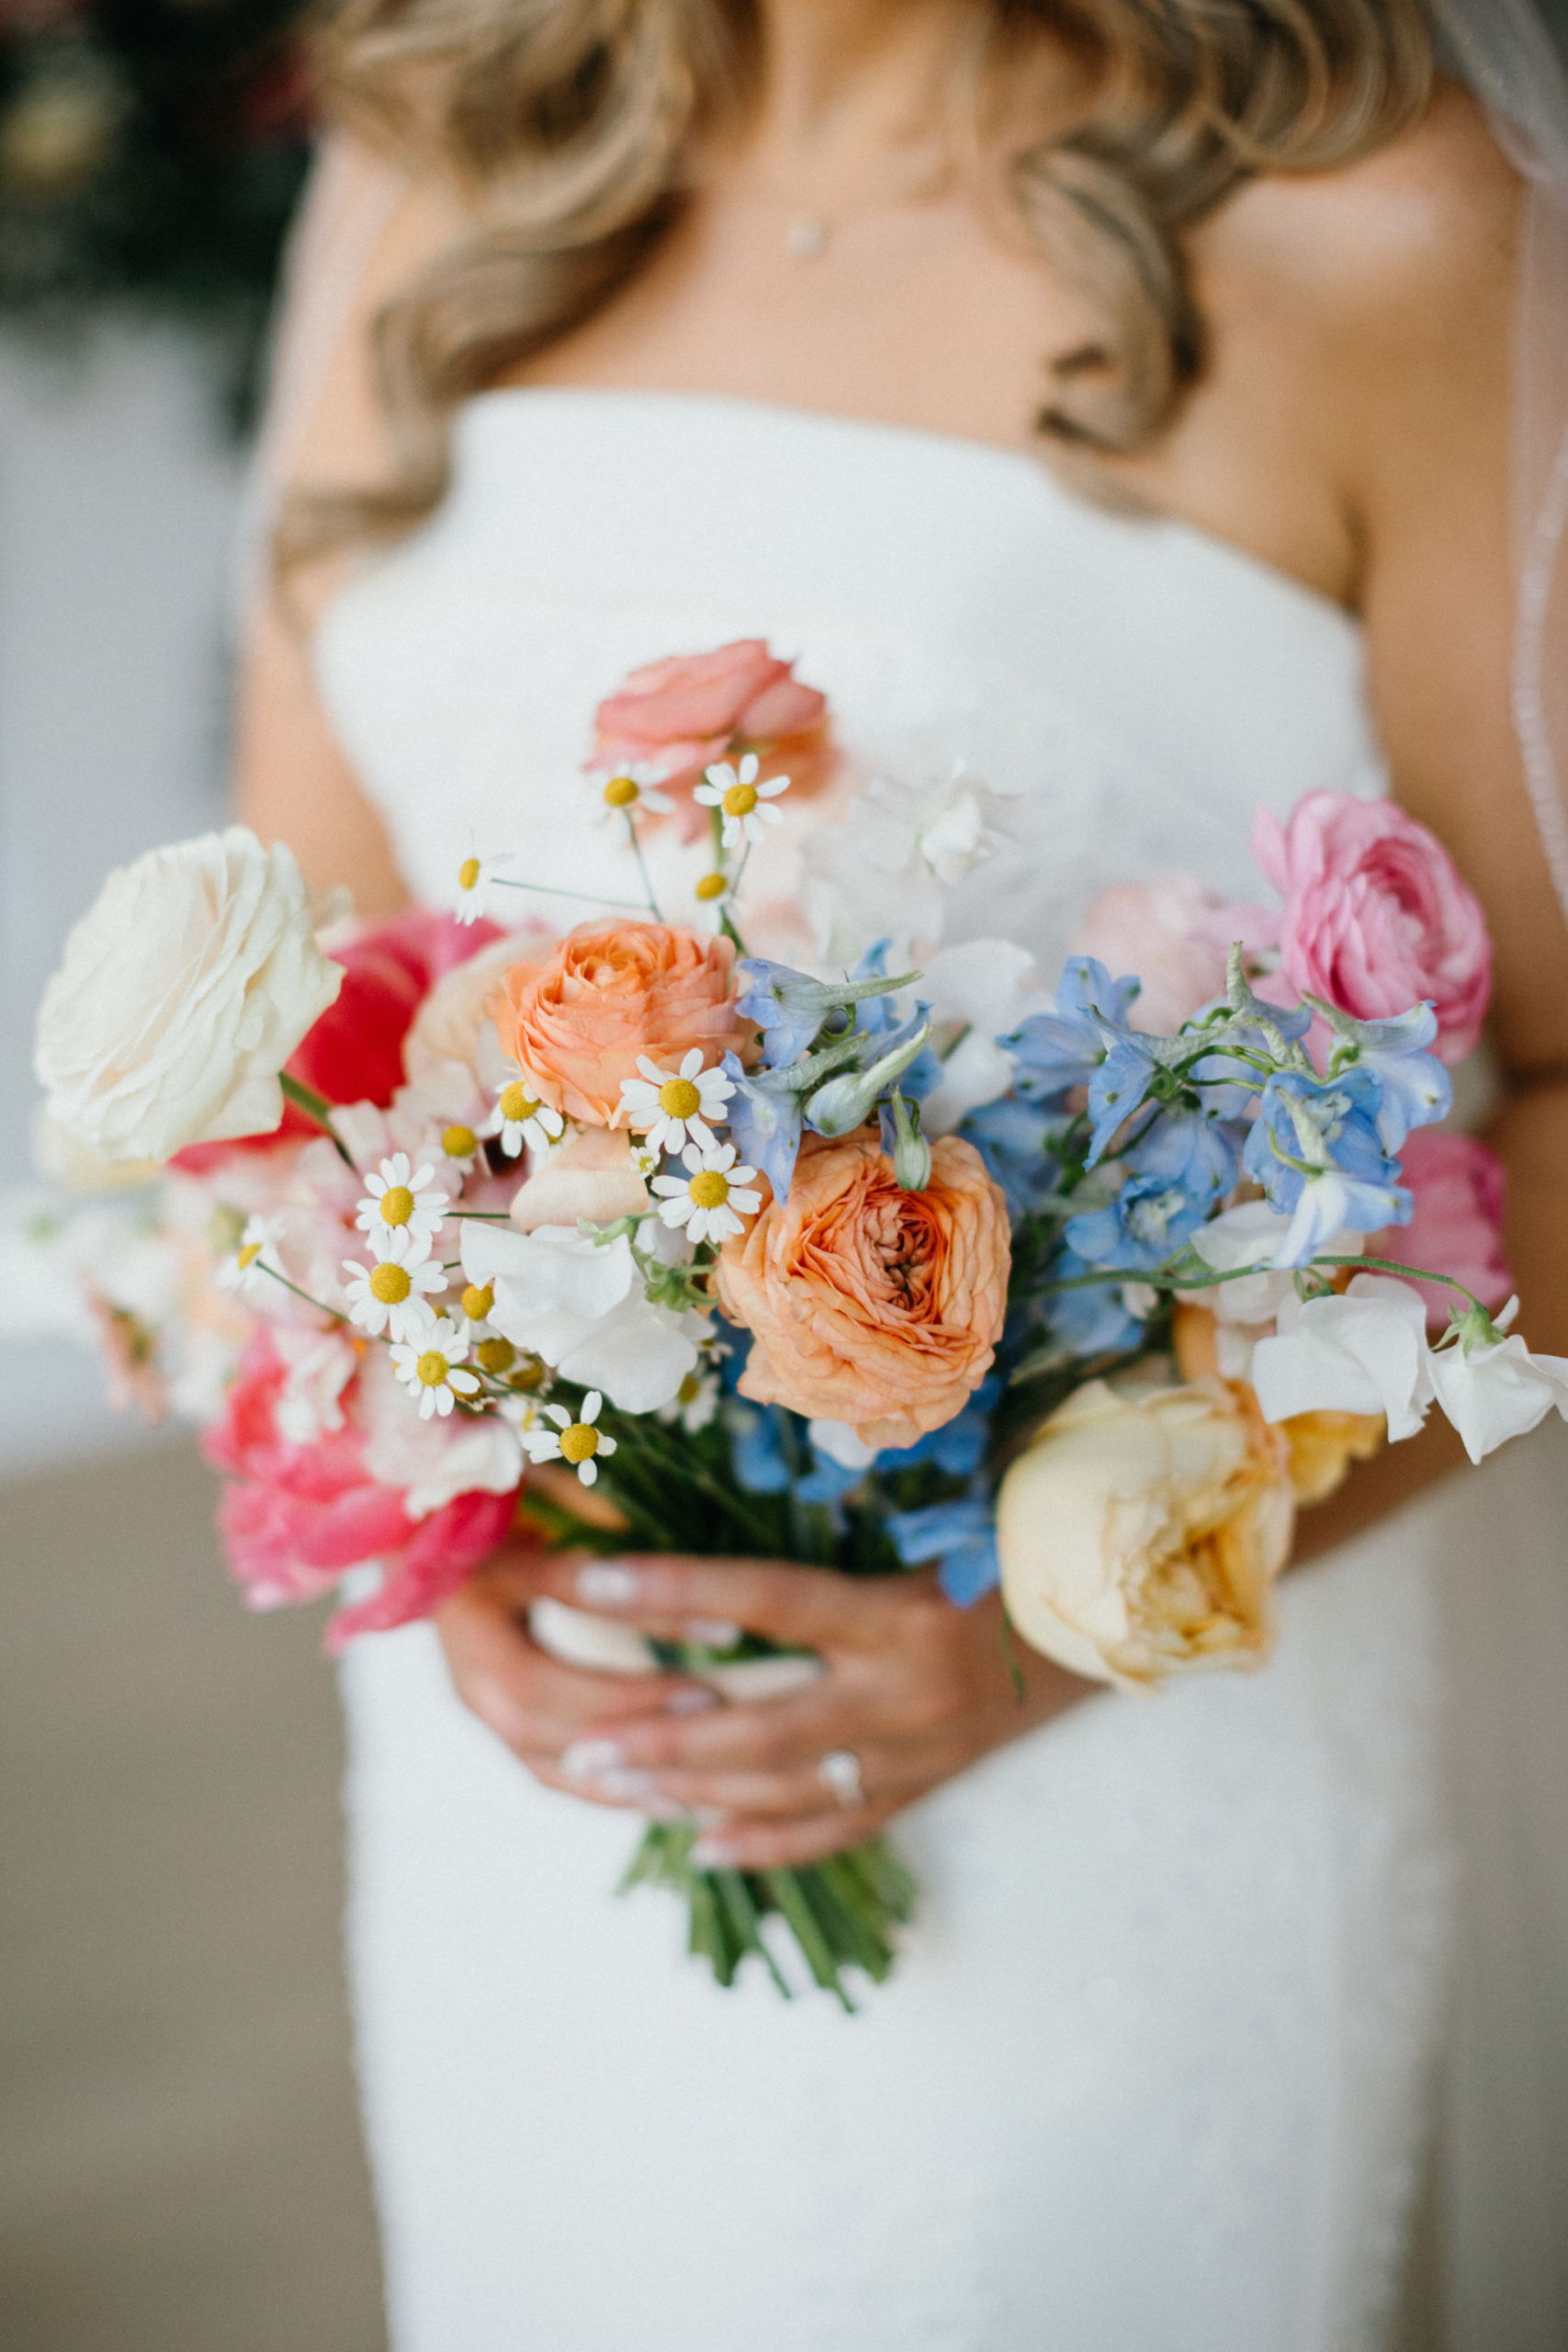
[622,808,664,922]
[278,1070,353,1166]
[493,876,651,914]
[257,1262,353,1326]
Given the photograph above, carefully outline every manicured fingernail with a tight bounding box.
[577,1563,638,1606]
[665,1687,720,1715]
[559,1736,625,1779]
[595,1767,661,1802]
[684,1618,741,1647]
[691,1837,735,1868]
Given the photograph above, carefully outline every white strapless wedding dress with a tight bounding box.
[314,390,1459,2352]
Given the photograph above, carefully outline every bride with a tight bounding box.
[239,1,1568,2344]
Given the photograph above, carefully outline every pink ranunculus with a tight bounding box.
[204,1332,516,1649]
[1071,876,1232,1035]
[590,639,831,842]
[1251,793,1491,1065]
[1368,1128,1513,1330]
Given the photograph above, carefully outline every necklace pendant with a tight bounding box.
[785,213,828,263]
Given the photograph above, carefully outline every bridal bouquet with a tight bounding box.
[28,640,1560,2005]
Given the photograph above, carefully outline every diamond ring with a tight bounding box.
[818,1749,864,1810]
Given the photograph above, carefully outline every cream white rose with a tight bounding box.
[35,828,343,1164]
[996,1375,1294,1690]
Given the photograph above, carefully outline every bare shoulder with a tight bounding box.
[1207,80,1520,361]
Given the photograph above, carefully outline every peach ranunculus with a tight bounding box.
[997,1375,1295,1688]
[716,1130,1010,1451]
[590,640,832,842]
[494,922,756,1126]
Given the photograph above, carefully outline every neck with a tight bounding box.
[745,0,979,169]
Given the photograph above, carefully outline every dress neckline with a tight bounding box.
[462,381,1358,635]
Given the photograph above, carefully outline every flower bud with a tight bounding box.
[805,1023,932,1140]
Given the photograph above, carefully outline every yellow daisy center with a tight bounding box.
[677,1372,702,1406]
[498,1081,539,1123]
[688,1170,730,1210]
[415,1351,450,1388]
[558,1422,600,1464]
[658,1077,702,1120]
[603,775,639,808]
[722,781,758,817]
[237,1240,264,1271]
[458,856,481,891]
[694,872,727,901]
[378,1184,414,1227]
[476,1337,515,1375]
[370,1261,412,1305]
[443,1124,477,1159]
[461,1283,494,1322]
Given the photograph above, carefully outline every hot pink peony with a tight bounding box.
[204,1332,515,1650]
[1368,1128,1513,1330]
[1250,793,1491,1064]
[590,640,831,842]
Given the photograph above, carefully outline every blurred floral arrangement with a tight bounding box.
[0,0,311,413]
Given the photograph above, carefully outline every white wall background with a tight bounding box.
[0,323,249,1469]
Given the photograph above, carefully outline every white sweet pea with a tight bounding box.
[357,1348,525,1514]
[35,827,344,1163]
[460,1221,703,1414]
[1251,1275,1433,1442]
[1427,1306,1568,1464]
[271,1326,357,1444]
[801,763,1004,966]
[1178,1203,1363,1327]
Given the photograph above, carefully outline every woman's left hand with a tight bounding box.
[477,1548,1092,1868]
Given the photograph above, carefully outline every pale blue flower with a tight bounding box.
[885,1498,1000,1605]
[1007,956,1140,1102]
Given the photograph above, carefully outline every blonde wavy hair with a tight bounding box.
[285,0,1436,564]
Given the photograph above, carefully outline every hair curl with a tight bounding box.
[283,0,1435,566]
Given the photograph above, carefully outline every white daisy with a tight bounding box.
[434,1117,482,1175]
[216,1213,285,1295]
[480,1075,566,1159]
[520,1389,617,1487]
[454,848,512,925]
[355,1154,448,1263]
[593,764,675,820]
[659,1365,721,1434]
[389,1317,481,1419]
[342,1232,447,1341]
[650,1140,763,1247]
[617,1048,734,1156]
[694,753,791,851]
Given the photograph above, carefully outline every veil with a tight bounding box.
[1435,0,1568,922]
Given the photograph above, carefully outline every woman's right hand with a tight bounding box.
[433,1544,714,1804]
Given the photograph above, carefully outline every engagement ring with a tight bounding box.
[818,1749,864,1809]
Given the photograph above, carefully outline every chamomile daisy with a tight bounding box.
[342,1232,447,1340]
[650,1140,762,1246]
[356,1155,449,1262]
[454,848,512,925]
[520,1390,616,1487]
[216,1213,285,1295]
[592,764,675,820]
[389,1317,481,1419]
[694,753,791,850]
[481,1076,566,1159]
[617,1048,734,1156]
[659,1365,721,1434]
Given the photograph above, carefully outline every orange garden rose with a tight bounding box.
[493,922,755,1126]
[717,1130,1010,1450]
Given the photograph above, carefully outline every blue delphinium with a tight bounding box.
[959,1097,1063,1219]
[1317,1001,1451,1151]
[1035,1241,1143,1358]
[1006,956,1140,1102]
[721,1051,804,1198]
[1243,1066,1411,1263]
[884,1498,1000,1605]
